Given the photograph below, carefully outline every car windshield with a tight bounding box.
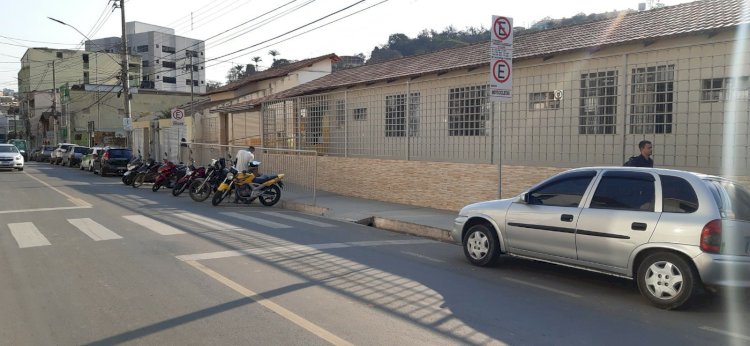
[74,147,89,154]
[705,180,750,222]
[43,146,54,151]
[0,146,19,153]
[108,149,132,158]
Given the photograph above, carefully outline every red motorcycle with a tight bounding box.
[152,153,185,192]
[172,160,206,196]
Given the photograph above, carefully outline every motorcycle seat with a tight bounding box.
[252,174,278,184]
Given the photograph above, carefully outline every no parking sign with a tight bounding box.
[490,15,513,102]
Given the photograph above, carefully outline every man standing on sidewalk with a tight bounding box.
[624,140,653,167]
[235,146,255,172]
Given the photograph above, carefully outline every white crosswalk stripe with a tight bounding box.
[172,212,242,231]
[68,218,122,241]
[8,222,51,248]
[221,212,292,229]
[259,211,336,228]
[123,215,186,235]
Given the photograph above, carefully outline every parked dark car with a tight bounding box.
[93,147,132,176]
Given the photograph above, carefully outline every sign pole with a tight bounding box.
[490,15,513,199]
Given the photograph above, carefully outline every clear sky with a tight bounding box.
[0,0,693,90]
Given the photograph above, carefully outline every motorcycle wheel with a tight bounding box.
[259,185,282,207]
[132,173,145,188]
[189,179,211,202]
[172,181,187,196]
[152,182,161,192]
[122,175,129,185]
[211,190,229,206]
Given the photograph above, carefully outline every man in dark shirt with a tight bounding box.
[624,140,654,167]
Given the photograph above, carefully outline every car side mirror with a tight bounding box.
[519,192,530,204]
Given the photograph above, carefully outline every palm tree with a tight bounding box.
[268,50,279,63]
[252,56,262,71]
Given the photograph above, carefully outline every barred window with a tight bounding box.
[449,85,488,136]
[354,108,367,121]
[579,71,617,135]
[163,76,176,84]
[702,77,750,102]
[162,46,176,53]
[529,92,560,110]
[162,61,176,69]
[385,93,420,137]
[136,45,149,52]
[630,65,674,134]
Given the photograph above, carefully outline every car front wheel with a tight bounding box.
[637,252,699,310]
[462,223,502,267]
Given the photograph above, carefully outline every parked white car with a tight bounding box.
[453,167,750,310]
[0,143,24,171]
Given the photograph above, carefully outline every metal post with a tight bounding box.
[119,0,132,147]
[405,81,411,160]
[66,84,71,143]
[344,90,348,157]
[495,102,502,199]
[52,60,58,144]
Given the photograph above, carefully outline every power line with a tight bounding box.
[0,35,79,46]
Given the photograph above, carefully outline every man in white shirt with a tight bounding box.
[235,146,255,172]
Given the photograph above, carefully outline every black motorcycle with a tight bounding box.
[122,153,144,186]
[189,157,228,202]
[132,158,162,188]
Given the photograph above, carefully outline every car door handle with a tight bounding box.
[561,214,574,222]
[631,222,647,231]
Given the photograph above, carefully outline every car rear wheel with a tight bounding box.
[462,223,502,267]
[637,252,699,310]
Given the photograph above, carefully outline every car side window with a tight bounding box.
[591,171,655,212]
[660,175,699,213]
[528,171,596,207]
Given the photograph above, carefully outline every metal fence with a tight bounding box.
[259,39,750,176]
[188,142,318,204]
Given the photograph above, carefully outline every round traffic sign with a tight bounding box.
[171,108,185,120]
[492,59,511,83]
[493,17,512,41]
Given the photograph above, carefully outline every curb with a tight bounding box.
[371,217,454,243]
[280,201,454,243]
[280,200,332,216]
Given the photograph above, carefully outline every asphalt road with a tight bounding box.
[1,162,749,345]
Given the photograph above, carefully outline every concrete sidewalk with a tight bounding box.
[280,189,459,243]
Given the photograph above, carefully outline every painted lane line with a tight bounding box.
[401,251,445,263]
[125,195,159,205]
[172,212,242,231]
[260,211,335,228]
[68,218,122,241]
[503,277,582,299]
[0,206,91,215]
[176,239,435,262]
[222,212,292,229]
[23,171,91,207]
[123,215,186,235]
[184,260,353,346]
[700,326,750,342]
[8,223,51,248]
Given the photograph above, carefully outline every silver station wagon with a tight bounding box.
[452,167,750,310]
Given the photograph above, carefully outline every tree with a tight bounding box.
[268,50,280,63]
[206,80,223,92]
[271,58,292,68]
[251,56,262,71]
[226,64,245,83]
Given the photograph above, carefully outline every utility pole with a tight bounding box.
[116,0,132,146]
[51,60,58,145]
[189,54,194,124]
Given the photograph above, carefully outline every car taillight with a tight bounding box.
[700,219,722,253]
[103,152,110,160]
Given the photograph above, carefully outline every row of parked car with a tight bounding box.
[28,143,132,176]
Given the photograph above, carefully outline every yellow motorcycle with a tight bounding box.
[211,161,285,207]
